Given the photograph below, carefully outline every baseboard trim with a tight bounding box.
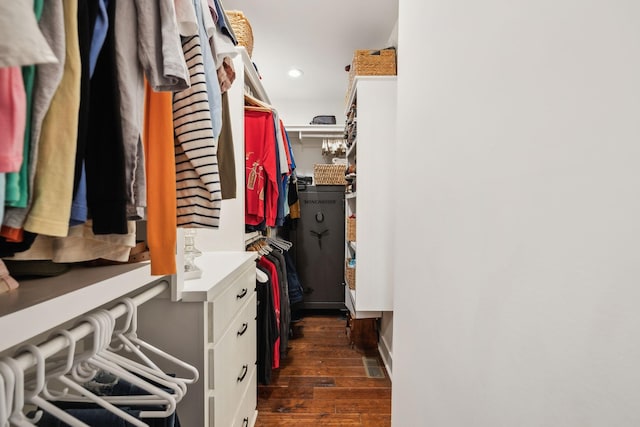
[378,334,393,381]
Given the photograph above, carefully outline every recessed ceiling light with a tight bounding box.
[287,68,304,78]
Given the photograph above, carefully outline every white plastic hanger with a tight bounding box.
[0,366,6,426]
[256,268,269,283]
[41,330,149,427]
[16,345,88,427]
[91,310,186,401]
[115,298,199,385]
[259,241,272,256]
[1,357,34,426]
[267,236,292,251]
[0,360,12,427]
[67,313,178,418]
[90,310,180,407]
[114,298,193,385]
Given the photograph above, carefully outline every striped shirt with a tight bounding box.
[173,34,222,228]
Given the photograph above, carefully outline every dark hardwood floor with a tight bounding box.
[255,312,392,426]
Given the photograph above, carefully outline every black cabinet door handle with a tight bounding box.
[236,288,248,299]
[237,322,248,336]
[242,418,249,427]
[237,364,248,382]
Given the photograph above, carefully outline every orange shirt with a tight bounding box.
[143,81,177,275]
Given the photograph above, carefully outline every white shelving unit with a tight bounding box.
[238,47,270,104]
[344,76,397,319]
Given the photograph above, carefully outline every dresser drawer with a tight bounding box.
[207,263,255,344]
[208,364,256,427]
[208,294,257,427]
[232,366,257,427]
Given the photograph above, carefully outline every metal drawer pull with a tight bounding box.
[242,417,249,427]
[237,322,248,336]
[236,288,248,299]
[237,364,248,382]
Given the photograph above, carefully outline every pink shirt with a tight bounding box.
[0,67,26,172]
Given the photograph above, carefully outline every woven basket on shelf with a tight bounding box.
[345,260,356,290]
[346,217,356,242]
[347,48,397,101]
[314,164,347,185]
[351,49,396,76]
[225,10,254,57]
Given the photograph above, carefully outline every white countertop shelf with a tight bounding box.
[180,252,257,302]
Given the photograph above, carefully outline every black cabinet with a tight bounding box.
[291,185,345,310]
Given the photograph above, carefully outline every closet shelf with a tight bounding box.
[0,261,167,353]
[239,47,270,104]
[344,287,381,320]
[285,124,345,142]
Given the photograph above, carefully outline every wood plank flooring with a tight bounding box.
[255,313,392,426]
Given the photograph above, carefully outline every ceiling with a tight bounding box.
[221,0,398,121]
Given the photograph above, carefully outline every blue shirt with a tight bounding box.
[71,0,109,225]
[195,0,222,138]
[212,0,237,45]
[89,0,109,76]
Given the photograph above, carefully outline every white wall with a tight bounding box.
[386,19,398,49]
[271,97,347,126]
[287,133,325,179]
[374,14,399,385]
[196,53,246,252]
[392,1,640,426]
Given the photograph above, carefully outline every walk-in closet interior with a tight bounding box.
[0,0,398,425]
[2,0,639,426]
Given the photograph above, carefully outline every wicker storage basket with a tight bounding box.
[347,48,396,97]
[345,260,356,290]
[346,217,356,242]
[225,10,254,57]
[314,164,347,185]
[351,49,396,76]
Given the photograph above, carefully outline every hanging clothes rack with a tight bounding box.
[11,280,169,372]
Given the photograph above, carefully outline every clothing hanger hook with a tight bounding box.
[15,345,45,423]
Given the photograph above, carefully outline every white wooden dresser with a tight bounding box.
[137,251,258,427]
